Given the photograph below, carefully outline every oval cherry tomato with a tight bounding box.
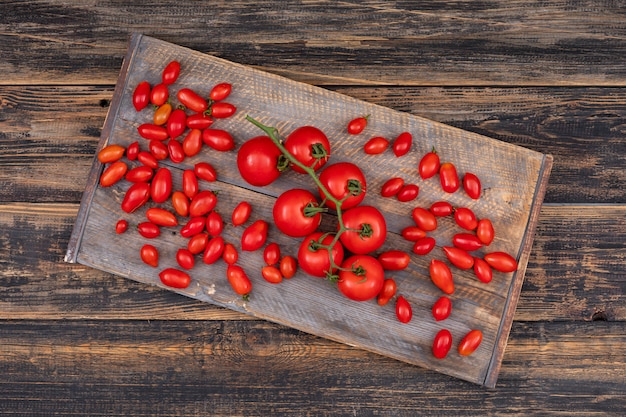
[146,207,178,227]
[222,243,238,265]
[392,132,412,157]
[347,115,368,135]
[176,248,195,270]
[401,226,427,242]
[151,168,172,204]
[210,82,232,101]
[476,218,495,246]
[463,172,482,199]
[150,83,169,107]
[186,113,214,130]
[166,109,187,140]
[380,177,404,198]
[454,207,478,231]
[226,264,252,298]
[439,162,460,193]
[412,207,437,232]
[126,141,139,161]
[132,81,151,111]
[149,139,169,160]
[419,149,440,180]
[263,242,281,265]
[138,222,160,239]
[318,162,366,211]
[206,211,224,236]
[162,60,180,85]
[395,295,413,323]
[202,236,224,265]
[177,88,208,113]
[338,255,385,302]
[237,136,283,186]
[232,201,252,226]
[182,128,203,157]
[473,257,493,283]
[429,259,454,294]
[432,329,453,359]
[180,216,206,238]
[340,205,387,255]
[377,250,410,271]
[241,220,268,251]
[189,190,218,218]
[182,169,199,199]
[137,151,159,169]
[194,162,217,182]
[376,278,397,306]
[279,256,297,279]
[396,183,419,202]
[412,236,436,256]
[298,232,344,278]
[432,296,452,321]
[363,136,389,154]
[261,265,283,284]
[98,144,126,164]
[210,102,236,118]
[452,233,483,252]
[167,139,185,164]
[443,246,474,270]
[273,188,322,238]
[138,124,169,141]
[284,125,331,174]
[100,161,127,187]
[153,103,172,126]
[121,182,150,213]
[159,268,191,289]
[484,252,518,272]
[115,219,128,234]
[430,201,453,217]
[171,191,190,217]
[458,329,483,356]
[140,244,159,268]
[187,233,209,255]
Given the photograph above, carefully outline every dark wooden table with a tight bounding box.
[1,1,624,415]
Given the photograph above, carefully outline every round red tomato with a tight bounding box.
[284,125,331,173]
[273,188,322,238]
[337,255,384,302]
[339,205,387,255]
[298,232,344,278]
[237,135,283,186]
[318,162,366,211]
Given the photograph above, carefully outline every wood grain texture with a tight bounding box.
[2,1,626,86]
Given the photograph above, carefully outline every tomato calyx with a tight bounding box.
[302,201,327,217]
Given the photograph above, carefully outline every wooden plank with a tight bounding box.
[0,320,624,416]
[64,34,552,386]
[2,1,626,87]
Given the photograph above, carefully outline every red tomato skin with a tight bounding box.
[132,81,151,111]
[202,129,235,152]
[484,252,518,273]
[150,83,169,107]
[380,177,404,197]
[452,233,483,252]
[458,329,483,356]
[162,60,180,85]
[171,191,190,218]
[432,296,452,321]
[146,207,178,227]
[186,113,214,130]
[377,250,410,271]
[206,211,224,237]
[149,139,169,160]
[241,220,268,251]
[263,242,281,265]
[98,144,126,164]
[222,243,239,265]
[159,268,191,289]
[284,125,331,174]
[210,102,237,118]
[273,189,321,238]
[439,162,460,193]
[363,136,389,154]
[210,82,232,101]
[443,246,474,270]
[412,237,436,256]
[126,141,139,161]
[176,248,195,270]
[137,151,159,169]
[392,132,412,157]
[419,151,440,180]
[298,232,344,278]
[194,162,217,182]
[412,207,437,232]
[429,259,455,294]
[318,162,366,211]
[237,136,282,186]
[473,257,493,283]
[182,128,203,157]
[463,172,482,199]
[401,226,427,242]
[100,161,127,187]
[151,168,172,204]
[476,218,495,246]
[138,123,169,141]
[115,219,128,234]
[167,139,185,164]
[187,233,209,255]
[376,278,397,306]
[261,265,283,284]
[432,329,453,359]
[396,184,419,202]
[189,191,218,218]
[430,201,453,217]
[121,182,150,213]
[137,222,160,239]
[226,265,253,296]
[337,255,385,302]
[232,201,252,226]
[177,88,208,113]
[203,236,225,265]
[279,256,297,279]
[395,295,413,323]
[167,109,187,140]
[339,206,387,255]
[182,169,199,199]
[180,216,207,238]
[454,207,478,231]
[140,244,159,268]
[347,116,368,135]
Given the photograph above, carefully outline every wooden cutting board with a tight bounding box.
[66,33,552,387]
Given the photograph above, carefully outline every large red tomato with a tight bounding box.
[284,126,331,174]
[273,188,322,237]
[339,205,387,255]
[298,232,344,278]
[237,136,283,186]
[318,162,366,211]
[337,255,384,301]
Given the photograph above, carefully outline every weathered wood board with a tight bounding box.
[66,33,552,387]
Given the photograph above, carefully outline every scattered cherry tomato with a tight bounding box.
[392,132,412,157]
[454,207,478,231]
[279,256,297,279]
[176,248,195,270]
[484,252,518,273]
[150,83,169,107]
[126,141,139,161]
[439,162,460,193]
[377,250,410,271]
[153,103,172,126]
[452,233,483,252]
[430,201,453,217]
[476,218,495,246]
[132,81,151,111]
[121,182,151,213]
[226,265,252,298]
[206,211,224,236]
[458,329,483,356]
[432,296,452,321]
[137,151,159,169]
[140,244,159,268]
[151,168,172,204]
[376,278,397,306]
[263,242,281,265]
[98,144,126,164]
[149,139,169,160]
[182,169,199,199]
[171,191,190,217]
[395,295,412,323]
[138,123,169,141]
[222,243,238,265]
[161,60,180,85]
[210,82,232,101]
[401,226,427,242]
[432,329,452,359]
[100,161,127,187]
[443,246,474,270]
[182,128,203,157]
[284,125,331,174]
[232,201,252,226]
[338,255,385,302]
[419,149,440,179]
[473,257,493,283]
[177,88,208,113]
[412,236,436,256]
[412,207,437,232]
[241,220,268,251]
[159,268,191,289]
[380,177,404,198]
[167,138,185,164]
[167,109,187,140]
[396,183,419,202]
[210,102,237,118]
[363,136,389,154]
[429,259,454,294]
[463,172,482,199]
[194,162,217,182]
[347,115,368,135]
[137,222,160,239]
[203,236,225,265]
[146,207,178,227]
[261,265,283,284]
[187,233,209,255]
[189,190,218,217]
[186,113,214,130]
[115,219,128,234]
[180,216,206,238]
